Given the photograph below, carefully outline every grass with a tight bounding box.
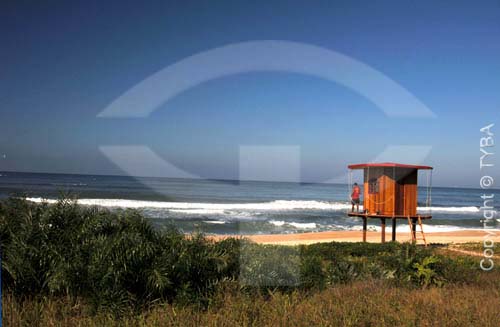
[1,196,499,326]
[5,281,500,326]
[451,241,499,253]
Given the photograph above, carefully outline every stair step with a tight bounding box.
[407,216,428,246]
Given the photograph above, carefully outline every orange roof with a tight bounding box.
[347,162,433,170]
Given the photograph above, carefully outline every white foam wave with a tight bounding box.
[269,220,317,229]
[169,209,226,215]
[26,197,481,214]
[418,206,479,213]
[24,197,496,233]
[26,198,351,211]
[289,222,317,229]
[203,220,226,224]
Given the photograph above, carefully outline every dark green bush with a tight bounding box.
[0,197,236,313]
[300,255,325,290]
[239,244,301,291]
[301,241,461,287]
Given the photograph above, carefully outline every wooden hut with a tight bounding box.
[347,162,433,244]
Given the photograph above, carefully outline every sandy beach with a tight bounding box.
[212,229,500,245]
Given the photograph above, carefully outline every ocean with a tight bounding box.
[1,171,498,235]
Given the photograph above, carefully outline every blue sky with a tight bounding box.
[1,0,499,187]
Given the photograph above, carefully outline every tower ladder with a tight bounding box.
[407,216,427,246]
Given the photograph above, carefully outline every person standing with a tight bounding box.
[351,183,361,212]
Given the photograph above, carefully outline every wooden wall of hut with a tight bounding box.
[401,169,418,216]
[363,167,418,216]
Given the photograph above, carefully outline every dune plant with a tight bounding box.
[0,196,488,317]
[0,197,237,313]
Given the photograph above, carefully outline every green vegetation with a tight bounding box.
[0,197,237,313]
[1,197,499,326]
[450,241,499,253]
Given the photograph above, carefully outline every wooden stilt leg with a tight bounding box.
[381,218,386,243]
[362,217,367,242]
[411,218,417,243]
[392,219,396,241]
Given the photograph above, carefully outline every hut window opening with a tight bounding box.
[368,178,379,194]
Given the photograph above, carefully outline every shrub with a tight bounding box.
[239,244,301,291]
[412,256,445,287]
[0,197,236,313]
[299,255,325,290]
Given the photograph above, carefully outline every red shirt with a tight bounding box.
[352,186,360,199]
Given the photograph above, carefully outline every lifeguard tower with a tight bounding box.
[347,163,433,244]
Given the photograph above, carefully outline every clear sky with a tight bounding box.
[1,0,499,187]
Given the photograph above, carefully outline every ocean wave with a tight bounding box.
[50,183,88,187]
[418,206,479,213]
[169,209,226,215]
[203,220,226,224]
[269,220,317,229]
[25,197,482,214]
[24,197,499,234]
[26,198,351,211]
